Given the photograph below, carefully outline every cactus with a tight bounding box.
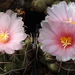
[44,0,54,5]
[0,36,34,75]
[52,1,60,5]
[38,44,75,75]
[31,0,47,12]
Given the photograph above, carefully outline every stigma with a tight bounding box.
[60,37,72,48]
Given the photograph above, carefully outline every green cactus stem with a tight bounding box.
[44,0,54,5]
[32,0,47,12]
[44,53,55,63]
[25,37,32,50]
[47,63,59,72]
[52,1,60,5]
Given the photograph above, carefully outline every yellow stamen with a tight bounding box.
[0,31,9,43]
[66,18,75,24]
[60,37,72,48]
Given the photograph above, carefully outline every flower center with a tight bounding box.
[60,37,72,48]
[0,31,9,43]
[66,18,75,24]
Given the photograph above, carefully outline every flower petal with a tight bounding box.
[47,1,68,21]
[6,10,14,16]
[0,13,10,32]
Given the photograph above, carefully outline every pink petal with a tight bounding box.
[67,3,75,22]
[42,44,60,55]
[9,18,23,34]
[5,48,14,54]
[41,20,51,30]
[0,13,10,32]
[55,47,75,61]
[6,10,14,16]
[47,1,68,21]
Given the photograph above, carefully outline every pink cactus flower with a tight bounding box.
[0,10,27,54]
[38,19,75,61]
[47,1,75,24]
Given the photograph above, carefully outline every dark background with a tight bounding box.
[24,11,46,34]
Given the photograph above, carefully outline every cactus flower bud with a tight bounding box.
[44,0,54,5]
[47,63,59,72]
[44,53,54,62]
[52,1,60,5]
[33,0,47,12]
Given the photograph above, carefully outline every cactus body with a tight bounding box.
[32,0,47,12]
[39,44,75,75]
[44,0,54,5]
[0,38,33,75]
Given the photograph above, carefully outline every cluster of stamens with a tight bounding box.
[60,37,72,48]
[0,31,9,43]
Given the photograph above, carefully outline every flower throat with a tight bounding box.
[0,31,9,43]
[60,36,72,48]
